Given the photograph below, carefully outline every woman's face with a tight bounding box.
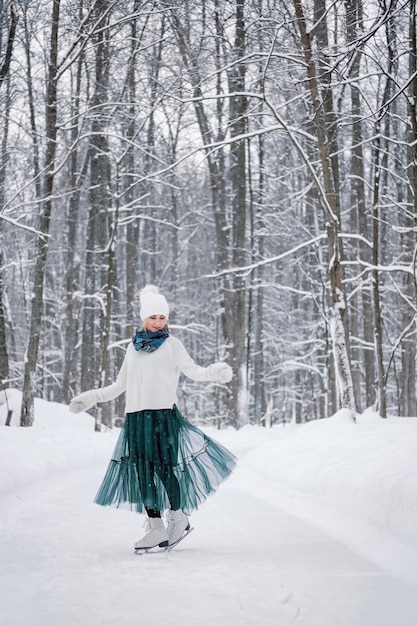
[145,315,167,332]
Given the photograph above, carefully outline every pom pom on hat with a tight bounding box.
[140,284,170,321]
[141,285,159,296]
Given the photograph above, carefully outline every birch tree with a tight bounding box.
[292,0,356,418]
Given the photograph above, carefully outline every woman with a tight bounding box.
[69,285,237,552]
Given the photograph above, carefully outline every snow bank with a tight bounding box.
[241,409,417,549]
[0,389,117,497]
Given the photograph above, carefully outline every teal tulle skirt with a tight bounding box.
[94,405,237,515]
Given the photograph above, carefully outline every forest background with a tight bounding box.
[0,0,416,430]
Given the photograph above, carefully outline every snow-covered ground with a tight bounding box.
[1,388,417,625]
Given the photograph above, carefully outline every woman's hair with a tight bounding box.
[142,320,167,332]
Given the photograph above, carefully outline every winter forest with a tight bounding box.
[0,0,416,430]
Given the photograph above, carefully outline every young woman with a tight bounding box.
[69,285,237,551]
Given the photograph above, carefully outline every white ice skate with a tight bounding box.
[134,518,169,553]
[166,509,191,547]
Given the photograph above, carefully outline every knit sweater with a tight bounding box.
[95,336,215,412]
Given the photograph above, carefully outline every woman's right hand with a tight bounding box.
[69,389,98,413]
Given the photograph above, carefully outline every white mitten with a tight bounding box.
[209,362,233,383]
[69,389,98,414]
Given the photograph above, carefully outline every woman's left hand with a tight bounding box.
[209,362,233,383]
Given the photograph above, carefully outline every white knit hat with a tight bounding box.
[139,285,170,321]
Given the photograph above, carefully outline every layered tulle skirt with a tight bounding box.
[94,405,237,515]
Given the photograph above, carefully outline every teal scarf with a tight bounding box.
[132,328,169,353]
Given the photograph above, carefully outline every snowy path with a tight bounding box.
[1,461,417,626]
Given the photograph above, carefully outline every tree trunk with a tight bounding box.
[99,200,118,427]
[124,1,141,330]
[401,0,417,416]
[20,0,61,426]
[22,4,42,200]
[0,43,12,389]
[0,244,9,389]
[0,4,19,88]
[293,0,356,418]
[345,0,375,410]
[140,24,165,283]
[226,0,248,426]
[248,131,266,423]
[81,0,112,428]
[62,34,85,403]
[370,5,399,418]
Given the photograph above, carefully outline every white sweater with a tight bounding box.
[95,336,215,413]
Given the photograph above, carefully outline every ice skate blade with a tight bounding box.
[134,546,167,555]
[134,540,169,555]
